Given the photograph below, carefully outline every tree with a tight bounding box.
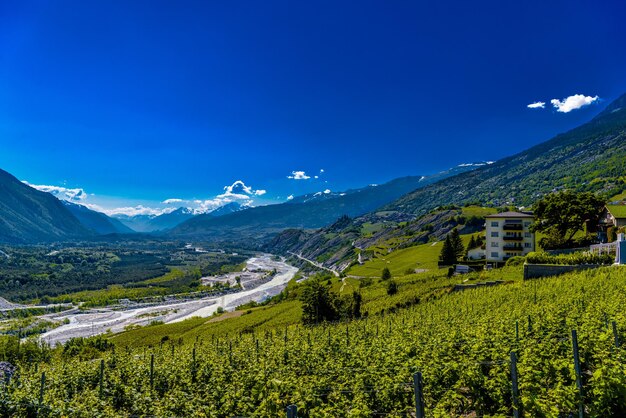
[439,235,457,265]
[381,267,392,281]
[386,280,398,295]
[467,235,476,252]
[450,229,465,260]
[532,191,605,248]
[300,277,340,324]
[351,291,362,319]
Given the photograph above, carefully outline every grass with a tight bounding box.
[461,205,498,217]
[109,231,526,348]
[111,300,303,348]
[348,234,474,277]
[609,190,626,202]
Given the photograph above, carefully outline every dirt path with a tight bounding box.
[287,251,340,277]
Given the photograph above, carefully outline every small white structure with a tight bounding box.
[485,211,535,263]
[591,233,626,264]
[467,247,485,260]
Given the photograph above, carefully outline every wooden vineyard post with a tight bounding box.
[612,321,620,348]
[38,371,46,406]
[413,372,425,418]
[150,354,154,390]
[515,321,519,341]
[286,404,297,417]
[192,346,197,383]
[99,359,105,398]
[510,352,520,418]
[571,329,584,418]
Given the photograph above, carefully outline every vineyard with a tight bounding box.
[3,266,626,417]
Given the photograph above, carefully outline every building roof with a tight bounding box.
[485,211,534,219]
[606,204,626,219]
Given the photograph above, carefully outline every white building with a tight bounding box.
[485,211,535,263]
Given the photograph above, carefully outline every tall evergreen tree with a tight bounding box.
[450,228,465,260]
[467,235,476,252]
[439,235,457,265]
[300,278,340,324]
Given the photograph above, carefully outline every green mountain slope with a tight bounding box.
[0,169,91,243]
[169,165,483,242]
[384,93,626,214]
[62,201,135,234]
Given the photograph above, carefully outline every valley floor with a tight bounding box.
[38,254,297,345]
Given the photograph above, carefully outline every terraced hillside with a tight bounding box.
[4,265,626,416]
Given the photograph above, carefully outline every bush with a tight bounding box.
[525,251,614,266]
[381,268,392,281]
[505,256,526,266]
[386,280,398,296]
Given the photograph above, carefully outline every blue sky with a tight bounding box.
[1,0,625,215]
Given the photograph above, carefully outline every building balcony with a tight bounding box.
[503,224,523,231]
[503,235,523,241]
[503,245,524,251]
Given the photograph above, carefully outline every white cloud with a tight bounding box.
[527,101,546,109]
[24,182,88,201]
[320,169,325,173]
[287,171,311,180]
[550,94,599,113]
[192,180,267,214]
[314,175,319,179]
[24,178,268,218]
[84,203,174,217]
[323,189,331,194]
[287,195,294,200]
[162,198,184,204]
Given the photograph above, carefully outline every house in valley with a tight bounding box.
[485,211,535,263]
[597,204,626,242]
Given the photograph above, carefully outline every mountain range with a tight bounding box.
[112,202,245,233]
[1,93,626,244]
[168,164,485,241]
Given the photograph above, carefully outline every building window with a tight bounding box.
[491,242,499,247]
[491,221,499,227]
[491,252,499,258]
[524,232,531,238]
[491,231,499,237]
[524,222,531,228]
[524,243,531,248]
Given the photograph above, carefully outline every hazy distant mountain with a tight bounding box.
[208,202,244,217]
[113,209,195,233]
[62,201,134,234]
[114,203,243,232]
[0,169,91,243]
[169,164,483,240]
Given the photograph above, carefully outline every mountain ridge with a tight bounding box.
[383,93,626,214]
[0,169,92,243]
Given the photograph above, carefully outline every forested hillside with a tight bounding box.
[385,93,626,214]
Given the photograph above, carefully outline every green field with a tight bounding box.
[349,234,474,277]
[461,205,498,218]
